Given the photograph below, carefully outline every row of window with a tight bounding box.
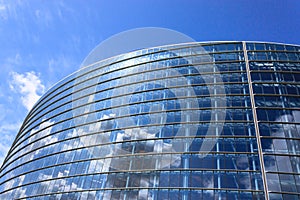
[246,43,300,52]
[250,62,300,72]
[264,155,300,173]
[251,71,300,82]
[256,108,300,122]
[266,172,300,194]
[253,83,300,95]
[248,51,300,61]
[1,188,266,200]
[1,169,265,198]
[255,96,300,108]
[3,170,264,191]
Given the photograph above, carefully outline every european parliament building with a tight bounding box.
[0,41,299,200]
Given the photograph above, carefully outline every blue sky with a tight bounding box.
[0,0,299,165]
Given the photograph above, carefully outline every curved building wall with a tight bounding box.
[0,42,299,200]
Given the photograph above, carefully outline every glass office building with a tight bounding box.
[0,41,299,200]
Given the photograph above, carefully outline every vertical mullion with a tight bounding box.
[243,42,269,200]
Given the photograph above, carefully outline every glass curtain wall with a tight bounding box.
[0,42,299,200]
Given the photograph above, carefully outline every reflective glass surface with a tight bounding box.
[248,42,300,200]
[0,42,299,200]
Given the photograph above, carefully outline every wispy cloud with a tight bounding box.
[0,121,21,165]
[0,121,21,134]
[35,8,53,27]
[0,1,8,20]
[0,4,6,11]
[9,71,45,111]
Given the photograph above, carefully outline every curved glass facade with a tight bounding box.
[0,41,299,200]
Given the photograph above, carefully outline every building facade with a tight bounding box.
[0,41,299,200]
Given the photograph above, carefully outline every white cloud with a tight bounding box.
[0,4,6,11]
[0,1,8,20]
[0,121,21,165]
[9,71,45,111]
[0,121,21,134]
